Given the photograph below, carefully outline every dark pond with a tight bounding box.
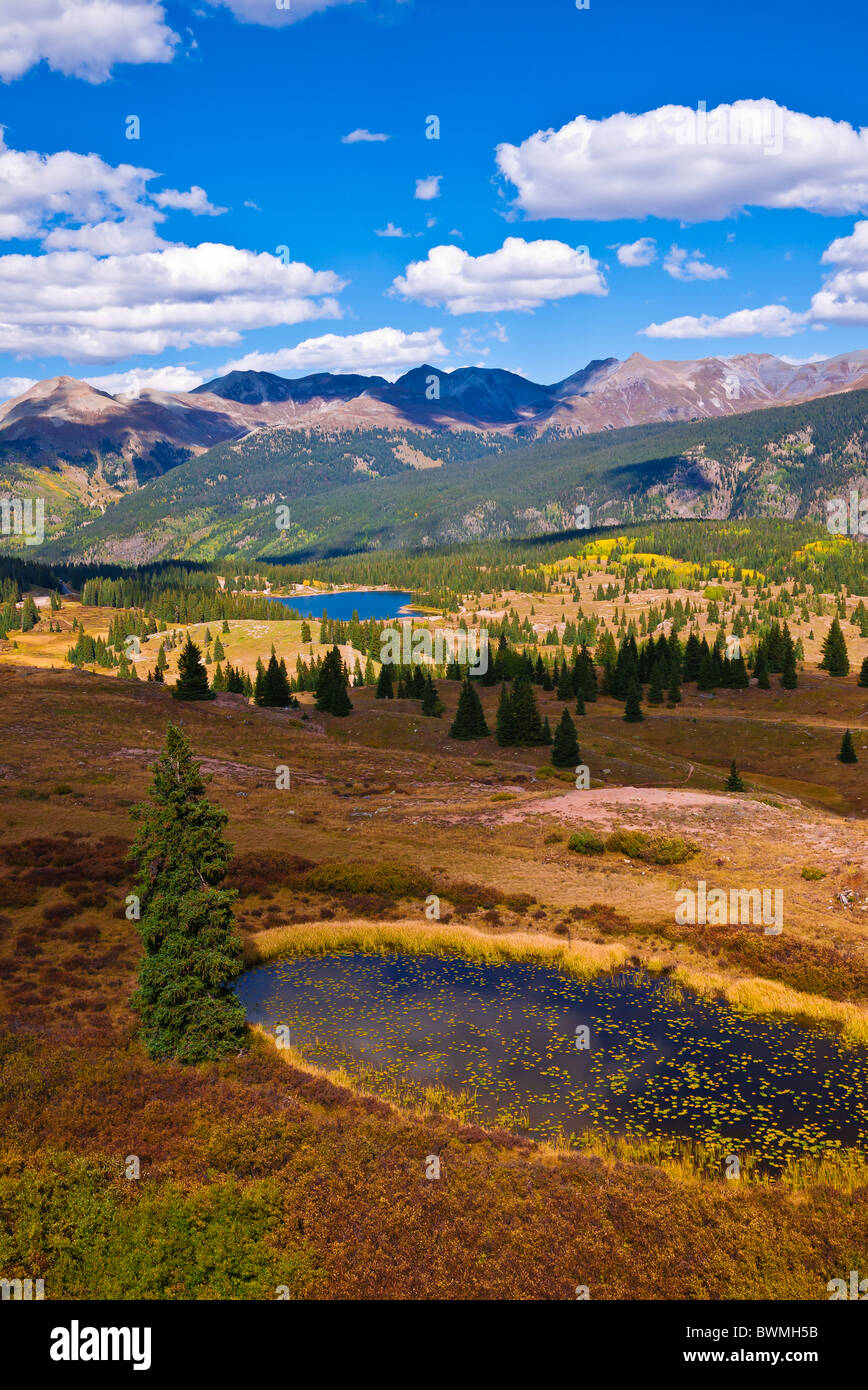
[270,590,418,621]
[237,953,868,1172]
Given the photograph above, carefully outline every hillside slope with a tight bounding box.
[40,388,868,562]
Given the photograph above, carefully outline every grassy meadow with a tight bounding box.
[1,527,867,1299]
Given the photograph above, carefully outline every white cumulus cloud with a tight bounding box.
[414,176,442,201]
[0,376,38,403]
[221,327,448,379]
[642,305,807,338]
[644,218,868,337]
[152,185,227,215]
[663,245,728,281]
[808,219,868,325]
[496,101,868,221]
[84,364,205,395]
[375,223,413,238]
[617,237,657,267]
[392,237,607,315]
[205,0,361,26]
[342,129,390,144]
[0,244,345,362]
[0,0,178,83]
[0,132,226,252]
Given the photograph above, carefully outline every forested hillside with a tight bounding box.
[38,389,868,563]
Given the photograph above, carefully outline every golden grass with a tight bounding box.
[253,1025,482,1125]
[257,1027,868,1192]
[671,962,868,1045]
[244,915,629,978]
[556,1128,868,1191]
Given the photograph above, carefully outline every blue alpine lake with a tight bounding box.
[270,589,419,621]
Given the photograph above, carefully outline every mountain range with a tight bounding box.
[30,385,868,564]
[3,350,868,491]
[2,348,867,562]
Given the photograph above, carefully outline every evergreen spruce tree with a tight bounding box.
[725,758,745,791]
[551,708,580,767]
[480,649,498,686]
[696,644,716,692]
[623,677,644,722]
[20,595,38,632]
[556,659,573,700]
[754,644,770,689]
[375,663,394,698]
[449,677,489,739]
[647,660,665,705]
[253,664,265,705]
[765,621,785,673]
[510,676,544,744]
[172,637,214,701]
[838,729,858,763]
[820,618,850,677]
[858,656,868,688]
[128,724,246,1062]
[213,636,225,662]
[575,687,586,716]
[541,715,553,745]
[421,672,444,717]
[152,662,164,683]
[255,653,292,707]
[410,665,426,699]
[667,661,681,705]
[579,644,598,702]
[280,658,297,706]
[495,683,517,746]
[315,646,352,715]
[683,632,703,682]
[780,642,798,689]
[730,653,750,688]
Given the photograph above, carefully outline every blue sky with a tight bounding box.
[1,0,867,398]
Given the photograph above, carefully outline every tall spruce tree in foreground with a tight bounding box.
[450,677,489,739]
[128,724,245,1062]
[820,618,850,677]
[551,708,580,767]
[172,636,214,701]
[838,729,858,764]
